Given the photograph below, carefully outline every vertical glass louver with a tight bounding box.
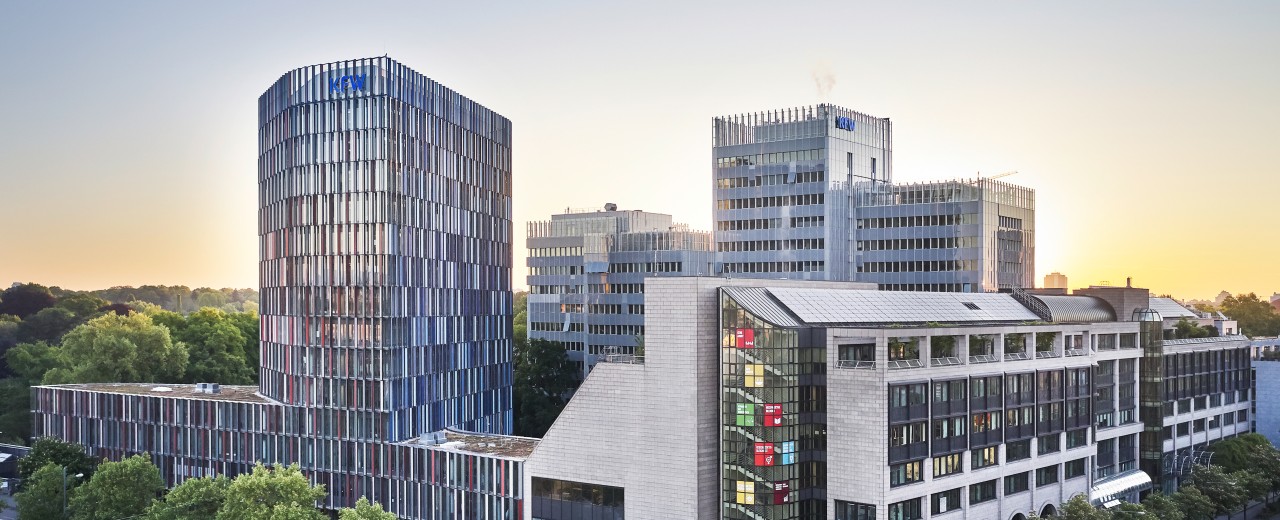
[257,57,514,440]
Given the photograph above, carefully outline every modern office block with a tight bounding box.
[712,105,892,281]
[1076,286,1253,494]
[33,57,524,519]
[527,277,1235,520]
[526,205,713,368]
[853,179,1035,292]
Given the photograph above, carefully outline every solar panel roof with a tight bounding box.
[764,288,1042,326]
[1148,297,1198,319]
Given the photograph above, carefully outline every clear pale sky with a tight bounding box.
[1,1,1276,300]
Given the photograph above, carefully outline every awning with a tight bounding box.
[1091,469,1153,507]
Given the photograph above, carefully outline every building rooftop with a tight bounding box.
[38,383,271,404]
[402,430,540,459]
[1148,297,1199,319]
[724,287,1045,327]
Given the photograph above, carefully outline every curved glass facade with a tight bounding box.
[257,57,514,438]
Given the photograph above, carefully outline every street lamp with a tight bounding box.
[60,466,83,518]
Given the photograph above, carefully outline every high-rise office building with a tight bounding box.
[853,178,1036,292]
[712,104,1036,293]
[1045,272,1069,290]
[33,57,527,519]
[713,105,892,281]
[526,205,713,368]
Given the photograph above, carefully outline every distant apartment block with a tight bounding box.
[526,204,713,368]
[1045,272,1069,290]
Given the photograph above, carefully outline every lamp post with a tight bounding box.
[61,466,83,518]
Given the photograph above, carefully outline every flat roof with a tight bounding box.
[39,383,270,404]
[402,430,540,459]
[726,287,1043,327]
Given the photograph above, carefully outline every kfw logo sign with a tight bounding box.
[329,74,367,93]
[835,116,855,131]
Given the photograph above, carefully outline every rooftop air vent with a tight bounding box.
[151,387,173,392]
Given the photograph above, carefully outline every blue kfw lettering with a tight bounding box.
[329,74,366,93]
[835,116,855,131]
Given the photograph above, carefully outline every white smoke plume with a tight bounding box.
[812,62,836,100]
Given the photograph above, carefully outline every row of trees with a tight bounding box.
[0,284,259,445]
[9,438,394,520]
[1040,433,1280,520]
[0,283,259,319]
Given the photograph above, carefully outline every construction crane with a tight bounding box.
[976,170,1018,181]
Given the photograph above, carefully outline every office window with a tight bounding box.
[1064,458,1087,479]
[1066,429,1088,449]
[1004,472,1030,494]
[933,417,966,440]
[888,498,923,520]
[934,380,966,402]
[931,488,962,515]
[1038,433,1060,455]
[835,501,876,520]
[890,384,928,408]
[1007,439,1032,462]
[890,460,924,487]
[1036,465,1060,487]
[972,411,1001,433]
[1177,422,1190,437]
[890,422,927,447]
[933,453,963,478]
[970,479,997,504]
[972,446,998,469]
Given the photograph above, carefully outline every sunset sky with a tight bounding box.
[1,1,1275,300]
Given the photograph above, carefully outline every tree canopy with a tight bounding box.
[51,312,188,384]
[145,474,231,520]
[16,463,79,520]
[18,437,98,481]
[0,283,57,319]
[339,497,397,520]
[217,464,327,520]
[70,454,165,520]
[1221,293,1280,337]
[514,338,579,437]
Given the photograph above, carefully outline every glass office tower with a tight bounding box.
[258,56,514,439]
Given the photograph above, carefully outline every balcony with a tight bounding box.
[930,356,963,367]
[969,354,999,364]
[836,360,876,370]
[887,359,924,370]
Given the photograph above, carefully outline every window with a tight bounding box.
[890,422,927,447]
[1119,408,1135,425]
[971,375,1002,398]
[1004,472,1030,494]
[734,403,756,426]
[531,478,624,519]
[1038,434,1060,455]
[1066,429,1088,449]
[934,380,966,402]
[1006,406,1034,427]
[890,460,923,487]
[972,446,998,469]
[1036,465,1060,487]
[890,384,928,408]
[972,411,1001,433]
[1065,458,1087,479]
[933,453,963,478]
[970,479,997,504]
[931,488,962,515]
[1177,422,1189,437]
[836,501,876,520]
[888,498,923,520]
[1007,440,1032,461]
[934,417,967,441]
